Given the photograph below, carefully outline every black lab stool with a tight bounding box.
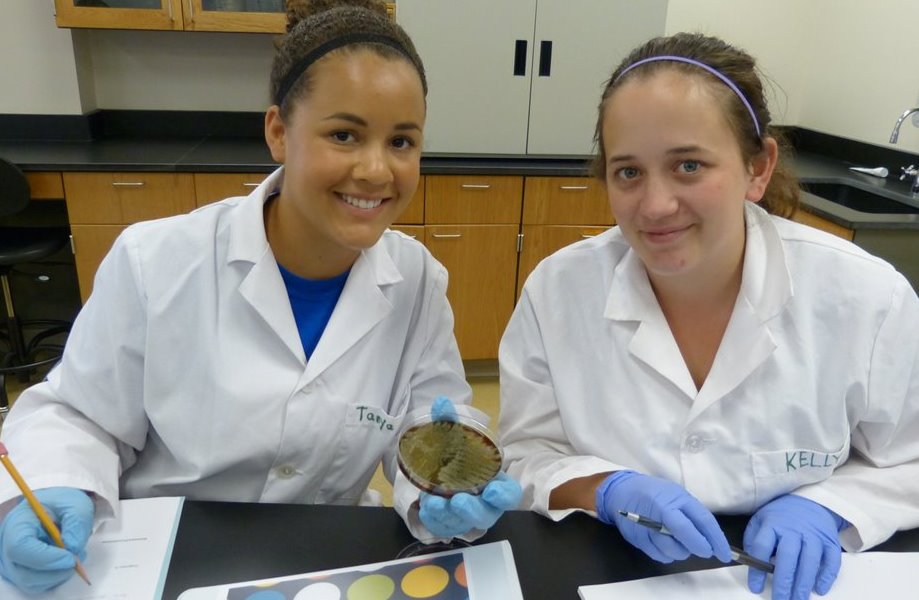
[0,158,72,415]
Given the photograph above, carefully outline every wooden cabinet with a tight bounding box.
[424,176,522,360]
[517,176,613,295]
[64,172,196,300]
[54,1,394,32]
[194,172,267,207]
[25,172,65,200]
[397,0,667,155]
[793,208,855,241]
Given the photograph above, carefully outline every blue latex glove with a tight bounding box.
[419,471,522,538]
[596,470,732,564]
[744,495,846,600]
[0,487,94,594]
[419,396,522,537]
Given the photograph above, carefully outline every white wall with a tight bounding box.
[4,0,919,153]
[666,0,919,151]
[83,30,275,111]
[0,0,84,114]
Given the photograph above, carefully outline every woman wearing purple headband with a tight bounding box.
[500,32,919,600]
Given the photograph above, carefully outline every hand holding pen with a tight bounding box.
[0,442,95,593]
[619,511,775,573]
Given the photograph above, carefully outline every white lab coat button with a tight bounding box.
[685,435,705,453]
[276,465,297,478]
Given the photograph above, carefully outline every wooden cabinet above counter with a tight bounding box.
[53,1,395,33]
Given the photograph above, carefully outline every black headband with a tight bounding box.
[274,32,413,106]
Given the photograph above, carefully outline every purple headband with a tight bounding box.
[616,55,762,137]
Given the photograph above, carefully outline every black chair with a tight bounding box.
[0,159,72,415]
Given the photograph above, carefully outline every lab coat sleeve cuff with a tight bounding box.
[534,456,625,519]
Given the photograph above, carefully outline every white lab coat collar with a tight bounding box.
[224,166,404,379]
[603,202,793,405]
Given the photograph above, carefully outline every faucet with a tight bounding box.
[890,107,919,194]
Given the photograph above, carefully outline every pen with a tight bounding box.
[618,510,775,574]
[0,442,92,586]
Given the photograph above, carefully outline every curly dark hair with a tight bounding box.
[591,32,798,218]
[271,0,426,119]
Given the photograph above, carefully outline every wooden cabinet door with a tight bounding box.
[425,176,522,224]
[517,224,608,297]
[394,176,424,225]
[793,209,854,241]
[425,225,518,360]
[182,0,285,33]
[25,172,65,200]
[54,0,184,30]
[70,225,127,302]
[64,172,196,224]
[522,176,613,225]
[193,172,267,207]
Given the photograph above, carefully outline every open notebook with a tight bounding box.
[0,496,184,600]
[579,552,919,600]
[178,539,523,600]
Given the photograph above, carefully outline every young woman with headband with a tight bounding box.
[0,1,519,593]
[499,32,919,600]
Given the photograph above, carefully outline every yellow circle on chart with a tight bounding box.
[401,565,450,598]
[346,574,395,600]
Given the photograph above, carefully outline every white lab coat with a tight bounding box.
[0,167,471,537]
[499,202,919,551]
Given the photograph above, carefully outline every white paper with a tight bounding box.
[177,539,523,600]
[0,496,184,600]
[578,552,919,600]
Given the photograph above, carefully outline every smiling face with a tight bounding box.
[265,48,426,278]
[601,69,773,287]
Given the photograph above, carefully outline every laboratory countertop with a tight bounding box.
[2,136,919,229]
[161,501,919,600]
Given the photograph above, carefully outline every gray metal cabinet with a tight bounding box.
[397,0,668,155]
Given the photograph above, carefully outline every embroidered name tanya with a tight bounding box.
[355,405,395,431]
[785,451,841,471]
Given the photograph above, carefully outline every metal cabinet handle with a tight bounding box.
[432,233,462,239]
[242,183,261,188]
[581,234,598,238]
[112,182,145,187]
[559,185,589,191]
[460,184,491,190]
[513,40,528,76]
[187,0,194,22]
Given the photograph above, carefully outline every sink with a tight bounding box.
[801,182,919,214]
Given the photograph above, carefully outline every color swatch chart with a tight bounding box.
[225,551,468,600]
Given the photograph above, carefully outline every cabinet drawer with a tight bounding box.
[522,177,613,225]
[25,172,64,199]
[64,172,196,224]
[425,175,523,224]
[194,172,267,207]
[394,176,425,225]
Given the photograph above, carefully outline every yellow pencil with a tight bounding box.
[0,442,91,586]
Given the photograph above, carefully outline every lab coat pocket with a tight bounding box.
[751,438,849,507]
[315,402,406,505]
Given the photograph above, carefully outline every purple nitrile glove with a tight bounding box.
[596,470,732,564]
[744,494,846,600]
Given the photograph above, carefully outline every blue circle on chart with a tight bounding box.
[294,582,342,600]
[244,591,286,600]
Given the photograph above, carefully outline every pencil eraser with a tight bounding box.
[0,441,7,455]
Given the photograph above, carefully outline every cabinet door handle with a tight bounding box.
[513,40,528,76]
[538,40,553,77]
[432,233,462,239]
[581,234,598,238]
[559,185,589,191]
[187,0,194,22]
[112,182,145,187]
[242,183,261,188]
[460,184,491,190]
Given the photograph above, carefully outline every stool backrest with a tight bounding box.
[0,158,30,219]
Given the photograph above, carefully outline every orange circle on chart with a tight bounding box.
[454,562,467,587]
[346,574,394,600]
[401,564,450,597]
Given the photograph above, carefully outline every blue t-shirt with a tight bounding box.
[277,263,350,359]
